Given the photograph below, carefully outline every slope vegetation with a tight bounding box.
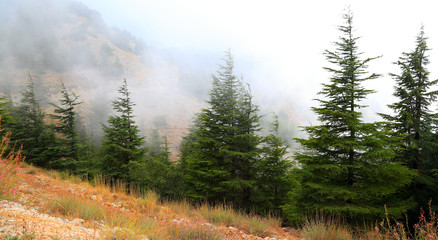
[0,161,298,239]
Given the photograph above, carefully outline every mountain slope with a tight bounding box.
[0,161,299,239]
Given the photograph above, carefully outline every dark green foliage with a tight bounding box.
[74,121,101,178]
[100,79,146,181]
[289,11,415,223]
[0,96,13,128]
[8,73,57,167]
[381,27,438,170]
[130,130,184,199]
[50,81,82,171]
[182,52,293,213]
[380,27,438,211]
[254,114,293,213]
[179,124,199,191]
[183,51,262,210]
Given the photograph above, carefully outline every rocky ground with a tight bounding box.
[0,200,100,239]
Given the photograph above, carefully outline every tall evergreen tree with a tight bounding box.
[9,73,57,167]
[50,81,82,171]
[380,27,438,210]
[100,79,145,181]
[184,51,261,209]
[289,11,415,222]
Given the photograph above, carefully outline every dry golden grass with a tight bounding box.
[48,195,106,221]
[197,204,282,237]
[2,161,299,240]
[300,218,354,240]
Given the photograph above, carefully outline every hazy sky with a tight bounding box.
[80,0,438,123]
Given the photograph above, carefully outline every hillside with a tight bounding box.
[0,161,298,240]
[0,0,202,160]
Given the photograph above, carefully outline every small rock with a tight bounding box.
[71,218,85,226]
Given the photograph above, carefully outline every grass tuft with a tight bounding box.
[199,204,236,226]
[48,195,105,221]
[166,223,223,240]
[300,214,353,240]
[198,203,281,237]
[136,190,160,214]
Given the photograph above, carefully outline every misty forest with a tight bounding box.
[2,0,438,234]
